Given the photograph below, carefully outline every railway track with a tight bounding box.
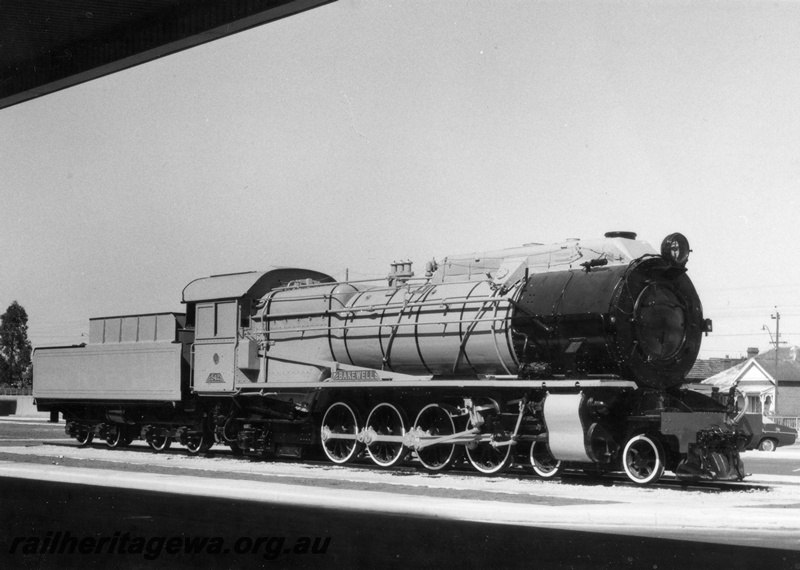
[20,438,773,495]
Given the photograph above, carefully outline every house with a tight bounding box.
[686,355,746,384]
[701,346,800,417]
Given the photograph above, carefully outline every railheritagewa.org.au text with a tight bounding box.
[9,531,331,560]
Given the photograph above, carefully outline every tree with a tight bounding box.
[0,301,32,389]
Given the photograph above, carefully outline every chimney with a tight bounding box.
[747,347,759,359]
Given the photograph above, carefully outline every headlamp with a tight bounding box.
[661,233,690,267]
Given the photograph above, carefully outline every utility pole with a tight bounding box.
[771,307,781,415]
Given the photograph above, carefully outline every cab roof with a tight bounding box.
[182,268,333,303]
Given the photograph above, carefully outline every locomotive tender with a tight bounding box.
[33,232,747,485]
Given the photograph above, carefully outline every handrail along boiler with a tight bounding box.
[33,232,747,484]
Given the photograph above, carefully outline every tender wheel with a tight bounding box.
[530,441,562,478]
[414,404,457,471]
[185,433,212,455]
[320,402,362,464]
[464,420,512,475]
[365,403,408,467]
[75,429,93,447]
[148,433,172,452]
[105,427,128,448]
[758,438,777,452]
[622,434,665,485]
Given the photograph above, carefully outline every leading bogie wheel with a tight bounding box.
[365,403,408,467]
[529,441,563,478]
[622,433,665,485]
[320,402,362,464]
[413,403,457,471]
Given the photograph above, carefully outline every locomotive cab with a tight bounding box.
[182,268,334,393]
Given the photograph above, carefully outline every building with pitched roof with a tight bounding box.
[686,355,746,384]
[701,346,800,417]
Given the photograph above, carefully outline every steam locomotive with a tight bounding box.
[33,232,747,485]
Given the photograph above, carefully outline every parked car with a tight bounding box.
[740,413,797,451]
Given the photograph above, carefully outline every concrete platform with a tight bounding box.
[1,459,799,552]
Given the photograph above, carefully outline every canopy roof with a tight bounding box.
[0,0,335,109]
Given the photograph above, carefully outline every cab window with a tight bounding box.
[196,301,237,340]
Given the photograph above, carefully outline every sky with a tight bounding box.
[2,0,800,360]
